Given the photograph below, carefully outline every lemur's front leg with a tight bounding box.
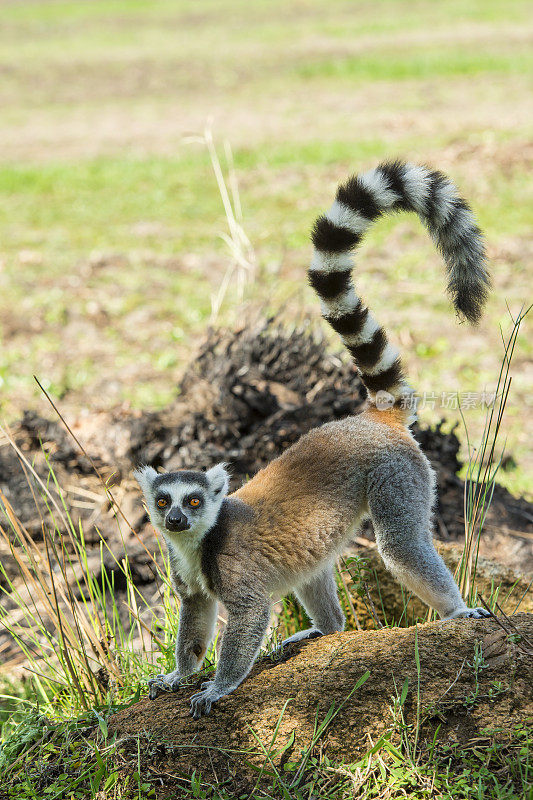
[189,593,271,718]
[148,593,217,700]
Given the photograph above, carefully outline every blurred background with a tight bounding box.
[0,0,531,495]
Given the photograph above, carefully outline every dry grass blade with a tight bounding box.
[32,376,161,568]
[0,430,178,713]
[0,491,114,706]
[478,595,533,655]
[196,126,257,322]
[0,423,68,530]
[457,304,531,605]
[336,559,362,631]
[0,441,120,671]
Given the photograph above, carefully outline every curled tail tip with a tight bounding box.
[453,277,491,325]
[449,242,491,325]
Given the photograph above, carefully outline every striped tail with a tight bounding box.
[309,160,490,418]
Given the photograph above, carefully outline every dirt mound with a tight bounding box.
[3,318,532,573]
[108,613,533,794]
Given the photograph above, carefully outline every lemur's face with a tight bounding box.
[134,464,229,537]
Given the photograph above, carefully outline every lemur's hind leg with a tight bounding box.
[367,457,490,621]
[281,566,345,647]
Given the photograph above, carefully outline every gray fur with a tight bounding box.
[366,446,490,621]
[135,464,230,696]
[189,594,271,718]
[366,450,465,618]
[281,566,345,647]
[148,592,217,699]
[296,566,345,634]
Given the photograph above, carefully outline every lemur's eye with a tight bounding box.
[156,498,167,508]
[188,497,201,508]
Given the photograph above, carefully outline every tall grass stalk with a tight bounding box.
[185,126,257,322]
[456,305,531,606]
[0,436,177,717]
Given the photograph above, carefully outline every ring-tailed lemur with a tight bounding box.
[135,160,491,719]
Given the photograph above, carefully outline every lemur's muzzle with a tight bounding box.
[165,511,190,532]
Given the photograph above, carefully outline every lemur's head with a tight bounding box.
[134,464,230,538]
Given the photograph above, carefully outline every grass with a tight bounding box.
[456,305,531,604]
[1,663,530,799]
[298,47,532,81]
[1,704,530,799]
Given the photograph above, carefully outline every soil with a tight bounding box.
[344,542,533,630]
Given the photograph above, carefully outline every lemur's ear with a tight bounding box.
[133,465,158,495]
[205,463,230,497]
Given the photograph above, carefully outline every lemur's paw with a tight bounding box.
[269,629,323,661]
[445,607,491,621]
[147,672,181,700]
[461,607,492,619]
[281,628,323,648]
[189,681,222,719]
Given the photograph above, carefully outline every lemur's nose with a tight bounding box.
[165,510,190,532]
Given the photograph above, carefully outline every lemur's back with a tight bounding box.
[235,406,417,507]
[231,408,429,588]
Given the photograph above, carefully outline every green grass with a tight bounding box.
[1,673,530,799]
[298,47,532,81]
